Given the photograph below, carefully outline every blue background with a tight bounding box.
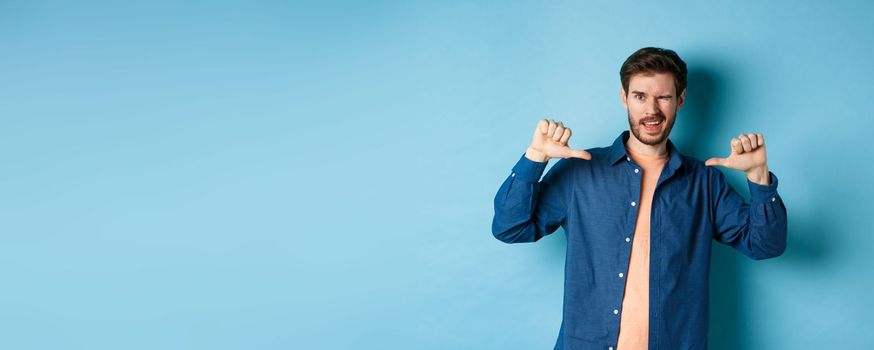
[1,1,872,349]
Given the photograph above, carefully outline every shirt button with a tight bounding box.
[771,197,776,202]
[618,272,624,278]
[613,309,619,315]
[626,156,631,161]
[631,201,636,207]
[609,347,614,350]
[634,168,639,173]
[511,172,515,177]
[625,237,631,242]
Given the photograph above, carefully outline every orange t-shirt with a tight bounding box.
[616,147,668,350]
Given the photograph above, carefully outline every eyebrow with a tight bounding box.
[631,90,673,98]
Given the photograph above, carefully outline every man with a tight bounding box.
[491,47,787,350]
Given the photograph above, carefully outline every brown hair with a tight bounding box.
[620,47,687,96]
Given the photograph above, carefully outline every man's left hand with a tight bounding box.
[705,133,770,185]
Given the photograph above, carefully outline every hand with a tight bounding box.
[525,119,592,162]
[705,133,770,185]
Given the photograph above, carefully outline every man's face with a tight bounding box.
[620,72,685,146]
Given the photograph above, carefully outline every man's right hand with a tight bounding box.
[525,119,592,162]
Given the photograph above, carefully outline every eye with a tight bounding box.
[634,94,644,101]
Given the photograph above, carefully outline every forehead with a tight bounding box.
[628,72,676,94]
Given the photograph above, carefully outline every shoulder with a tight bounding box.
[681,154,706,172]
[544,146,612,179]
[679,154,728,185]
[588,145,615,160]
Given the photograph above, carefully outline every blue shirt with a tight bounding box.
[491,131,787,350]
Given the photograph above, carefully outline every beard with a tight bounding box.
[627,111,676,146]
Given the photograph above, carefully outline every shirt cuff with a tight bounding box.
[748,171,780,204]
[510,153,548,182]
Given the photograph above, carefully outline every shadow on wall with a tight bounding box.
[677,67,831,350]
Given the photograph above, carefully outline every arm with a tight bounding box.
[710,169,787,260]
[491,119,591,244]
[706,132,788,259]
[491,155,573,243]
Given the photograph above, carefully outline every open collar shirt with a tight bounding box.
[491,131,788,350]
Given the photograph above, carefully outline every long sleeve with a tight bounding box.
[491,154,574,244]
[710,168,788,260]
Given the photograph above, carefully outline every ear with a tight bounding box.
[676,88,686,110]
[620,85,628,109]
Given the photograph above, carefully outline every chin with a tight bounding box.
[632,127,670,146]
[641,136,665,146]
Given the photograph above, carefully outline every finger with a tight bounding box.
[553,123,565,142]
[538,119,548,134]
[740,134,753,152]
[746,133,758,150]
[547,120,557,138]
[705,157,727,167]
[731,138,743,154]
[559,127,572,144]
[573,149,592,160]
[564,148,592,160]
[756,133,764,146]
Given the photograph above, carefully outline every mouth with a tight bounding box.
[640,117,665,133]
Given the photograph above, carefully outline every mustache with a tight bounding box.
[639,115,665,124]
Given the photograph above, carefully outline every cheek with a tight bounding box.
[628,102,645,115]
[659,102,677,115]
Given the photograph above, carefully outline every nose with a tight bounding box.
[645,96,660,116]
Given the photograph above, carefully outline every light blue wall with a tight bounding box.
[1,1,872,349]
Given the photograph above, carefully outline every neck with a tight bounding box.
[625,131,669,158]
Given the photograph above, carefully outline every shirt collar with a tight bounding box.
[608,130,684,173]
